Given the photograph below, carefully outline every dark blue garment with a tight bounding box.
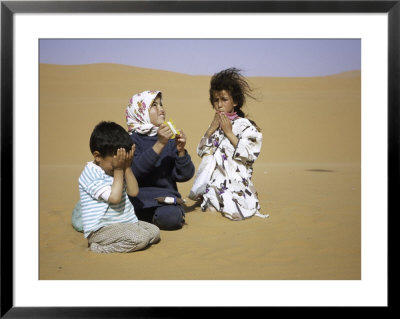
[129,132,195,211]
[135,205,186,231]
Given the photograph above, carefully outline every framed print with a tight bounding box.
[1,0,397,317]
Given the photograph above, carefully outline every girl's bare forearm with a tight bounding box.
[225,132,239,148]
[152,140,166,155]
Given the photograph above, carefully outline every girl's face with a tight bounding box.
[149,96,166,126]
[212,90,237,113]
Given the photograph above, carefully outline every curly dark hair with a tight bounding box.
[209,68,259,129]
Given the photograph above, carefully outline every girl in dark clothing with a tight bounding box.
[125,90,195,230]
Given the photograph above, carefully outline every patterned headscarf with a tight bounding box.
[125,90,162,136]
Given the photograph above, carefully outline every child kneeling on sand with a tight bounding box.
[189,68,266,221]
[79,121,160,253]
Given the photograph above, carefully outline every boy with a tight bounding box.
[79,121,160,253]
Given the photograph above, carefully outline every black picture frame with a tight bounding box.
[1,1,396,317]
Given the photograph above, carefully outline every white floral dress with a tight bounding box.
[195,118,264,220]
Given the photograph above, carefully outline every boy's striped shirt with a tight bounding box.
[79,161,138,238]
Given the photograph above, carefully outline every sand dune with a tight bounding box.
[39,63,360,280]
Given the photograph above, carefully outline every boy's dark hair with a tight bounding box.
[209,68,260,130]
[90,121,133,157]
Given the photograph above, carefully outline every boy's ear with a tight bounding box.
[93,151,102,163]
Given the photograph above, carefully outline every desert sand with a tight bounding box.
[39,63,361,280]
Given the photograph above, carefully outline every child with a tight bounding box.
[189,68,266,221]
[79,121,160,253]
[125,90,195,230]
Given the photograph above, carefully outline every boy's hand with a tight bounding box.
[112,148,127,170]
[124,144,136,169]
[124,145,139,197]
[175,130,186,156]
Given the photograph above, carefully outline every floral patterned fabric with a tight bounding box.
[195,117,265,220]
[126,90,161,136]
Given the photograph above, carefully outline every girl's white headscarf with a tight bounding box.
[125,90,161,136]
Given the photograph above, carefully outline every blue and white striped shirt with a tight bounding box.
[79,161,138,238]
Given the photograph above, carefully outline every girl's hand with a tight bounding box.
[205,112,220,137]
[112,148,127,170]
[218,113,239,147]
[157,123,173,145]
[153,124,173,155]
[124,144,136,169]
[175,129,187,156]
[218,112,233,135]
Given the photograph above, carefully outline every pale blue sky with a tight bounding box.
[39,39,361,77]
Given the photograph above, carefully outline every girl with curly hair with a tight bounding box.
[189,68,266,221]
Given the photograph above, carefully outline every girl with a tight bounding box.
[190,68,265,221]
[126,90,195,230]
